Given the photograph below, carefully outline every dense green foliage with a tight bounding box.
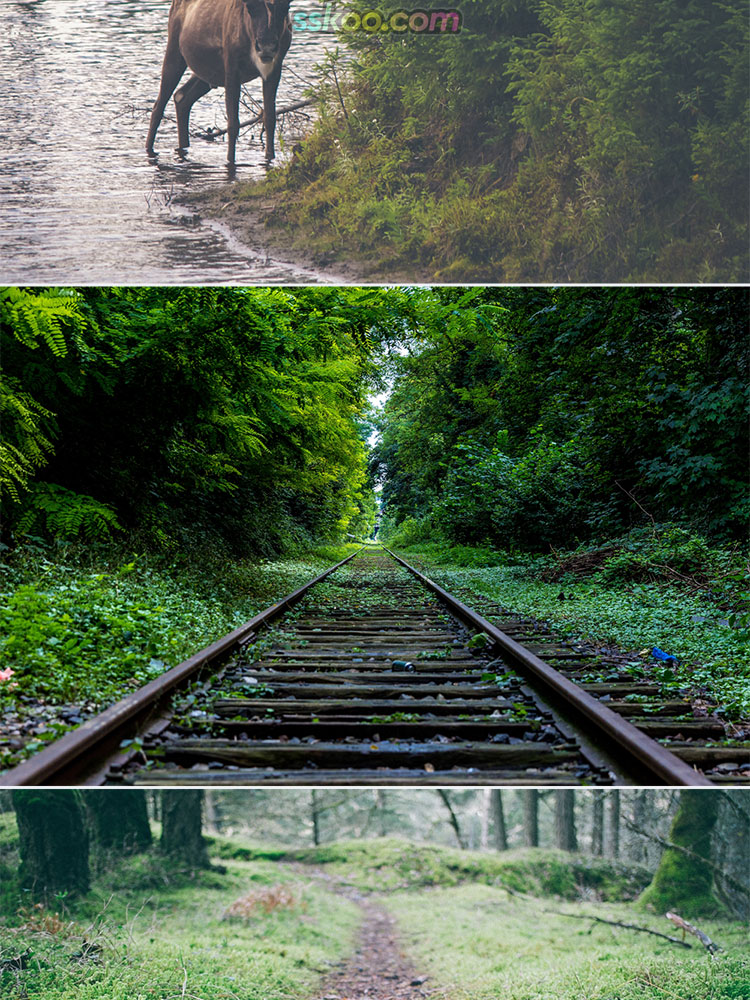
[257,0,748,280]
[374,286,749,547]
[1,286,419,555]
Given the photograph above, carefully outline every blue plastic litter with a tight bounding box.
[651,647,679,664]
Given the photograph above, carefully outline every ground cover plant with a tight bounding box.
[0,829,358,1000]
[287,837,652,899]
[0,541,358,771]
[387,883,749,1000]
[388,537,750,719]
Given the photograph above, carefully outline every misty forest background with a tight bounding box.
[0,285,748,767]
[0,789,748,999]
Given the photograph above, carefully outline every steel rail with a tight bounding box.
[1,548,363,786]
[382,546,713,787]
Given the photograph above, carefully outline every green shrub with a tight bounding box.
[434,437,599,549]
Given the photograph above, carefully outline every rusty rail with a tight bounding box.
[383,546,714,787]
[0,544,723,787]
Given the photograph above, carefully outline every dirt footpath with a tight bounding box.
[314,898,437,1000]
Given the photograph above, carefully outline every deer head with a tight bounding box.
[243,0,292,69]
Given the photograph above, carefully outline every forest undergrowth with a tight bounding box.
[1,823,747,1000]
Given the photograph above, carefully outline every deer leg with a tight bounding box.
[224,75,242,165]
[174,74,211,150]
[146,40,187,155]
[262,64,283,161]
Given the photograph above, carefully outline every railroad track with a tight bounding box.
[3,547,746,787]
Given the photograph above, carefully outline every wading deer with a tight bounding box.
[146,0,292,164]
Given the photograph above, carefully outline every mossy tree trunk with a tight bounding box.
[87,790,151,855]
[555,790,577,851]
[12,790,89,901]
[638,791,720,916]
[160,790,210,869]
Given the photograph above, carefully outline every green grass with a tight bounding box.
[0,842,359,1000]
[286,838,651,901]
[0,542,359,771]
[390,542,750,718]
[386,883,750,1000]
[1,829,747,1000]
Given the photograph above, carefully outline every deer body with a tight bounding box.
[146,0,292,163]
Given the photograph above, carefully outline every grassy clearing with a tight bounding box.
[286,838,651,901]
[386,882,750,1000]
[0,833,359,1000]
[1,828,747,1000]
[389,542,750,719]
[0,542,359,769]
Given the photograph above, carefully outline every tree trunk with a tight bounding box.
[376,789,388,837]
[480,789,491,850]
[203,791,220,835]
[629,790,650,863]
[437,790,466,849]
[638,790,721,916]
[311,790,321,845]
[607,790,621,859]
[160,790,209,869]
[13,790,89,901]
[591,794,604,856]
[522,789,539,847]
[491,790,508,850]
[87,790,151,854]
[555,790,577,852]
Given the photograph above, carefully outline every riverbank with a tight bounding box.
[183,1,749,284]
[181,184,435,283]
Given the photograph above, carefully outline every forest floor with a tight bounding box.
[388,541,750,722]
[1,828,748,1000]
[313,896,433,1000]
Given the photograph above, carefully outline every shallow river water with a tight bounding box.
[0,0,335,284]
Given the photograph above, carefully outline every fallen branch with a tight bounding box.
[666,912,722,955]
[547,910,692,948]
[193,99,314,141]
